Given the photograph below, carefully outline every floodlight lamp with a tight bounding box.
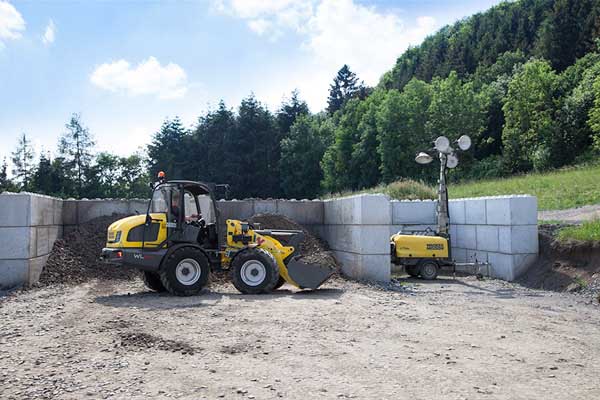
[457,135,472,151]
[415,152,433,164]
[434,136,451,153]
[447,153,459,169]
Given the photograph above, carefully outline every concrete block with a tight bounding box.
[449,224,458,240]
[392,200,436,225]
[0,227,32,259]
[217,200,254,222]
[52,199,63,225]
[455,225,476,249]
[452,247,467,263]
[486,197,511,225]
[476,225,499,252]
[334,251,390,282]
[254,200,277,215]
[360,195,392,225]
[322,225,390,254]
[448,200,465,225]
[276,200,324,225]
[499,225,539,254]
[28,254,50,285]
[512,253,537,279]
[0,193,30,226]
[62,200,78,225]
[465,199,486,225]
[77,200,130,224]
[509,196,538,225]
[36,226,50,257]
[30,195,55,226]
[487,252,514,281]
[0,259,28,289]
[127,200,148,216]
[324,196,359,225]
[467,249,488,263]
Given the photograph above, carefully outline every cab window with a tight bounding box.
[184,191,198,219]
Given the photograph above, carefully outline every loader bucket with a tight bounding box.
[286,257,334,290]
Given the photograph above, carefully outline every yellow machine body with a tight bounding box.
[391,233,449,259]
[105,214,167,249]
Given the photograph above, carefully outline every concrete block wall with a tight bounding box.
[448,196,538,280]
[0,193,63,289]
[63,198,147,233]
[320,195,392,282]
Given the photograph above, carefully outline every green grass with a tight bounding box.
[557,219,600,242]
[451,163,600,210]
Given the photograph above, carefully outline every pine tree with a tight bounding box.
[58,113,95,196]
[147,117,189,180]
[0,157,12,192]
[276,89,309,135]
[11,133,35,190]
[327,65,365,115]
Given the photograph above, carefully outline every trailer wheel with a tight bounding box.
[405,265,419,277]
[143,271,166,292]
[419,260,439,280]
[160,247,210,296]
[231,249,279,294]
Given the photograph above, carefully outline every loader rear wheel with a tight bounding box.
[159,247,210,296]
[231,249,279,294]
[419,260,439,280]
[143,271,166,292]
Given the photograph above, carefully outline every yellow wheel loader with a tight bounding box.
[390,135,484,279]
[101,173,333,296]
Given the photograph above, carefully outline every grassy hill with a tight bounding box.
[341,163,600,211]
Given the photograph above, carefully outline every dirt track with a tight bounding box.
[538,204,600,223]
[1,277,600,400]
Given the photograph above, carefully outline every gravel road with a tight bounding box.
[539,204,600,222]
[1,277,599,400]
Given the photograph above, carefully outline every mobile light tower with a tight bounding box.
[390,135,475,280]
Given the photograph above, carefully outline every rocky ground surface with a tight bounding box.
[1,276,599,400]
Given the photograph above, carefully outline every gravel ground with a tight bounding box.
[539,204,600,223]
[1,276,599,400]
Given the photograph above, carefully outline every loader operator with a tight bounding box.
[170,191,201,223]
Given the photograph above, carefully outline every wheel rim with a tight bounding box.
[240,260,267,287]
[175,258,202,285]
[422,263,437,277]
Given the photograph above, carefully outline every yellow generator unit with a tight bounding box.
[101,175,333,296]
[390,233,451,280]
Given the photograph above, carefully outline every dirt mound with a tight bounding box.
[517,224,600,297]
[248,213,339,271]
[38,215,139,286]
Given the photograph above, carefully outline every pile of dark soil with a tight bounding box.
[248,213,339,271]
[517,224,600,297]
[38,215,139,286]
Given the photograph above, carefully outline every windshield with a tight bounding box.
[150,184,178,214]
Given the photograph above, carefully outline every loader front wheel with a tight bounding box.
[143,271,166,292]
[273,275,286,290]
[231,249,279,294]
[160,247,210,296]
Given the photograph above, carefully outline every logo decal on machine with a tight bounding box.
[426,243,444,250]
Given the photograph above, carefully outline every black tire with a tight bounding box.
[273,275,286,290]
[419,260,439,280]
[405,265,419,277]
[231,249,279,294]
[143,271,166,292]
[159,247,211,296]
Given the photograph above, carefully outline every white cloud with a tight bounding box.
[0,0,25,48]
[42,19,55,45]
[90,57,188,100]
[216,0,438,109]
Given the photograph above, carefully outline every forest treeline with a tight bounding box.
[3,0,600,200]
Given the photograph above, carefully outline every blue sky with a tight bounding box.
[0,0,504,173]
